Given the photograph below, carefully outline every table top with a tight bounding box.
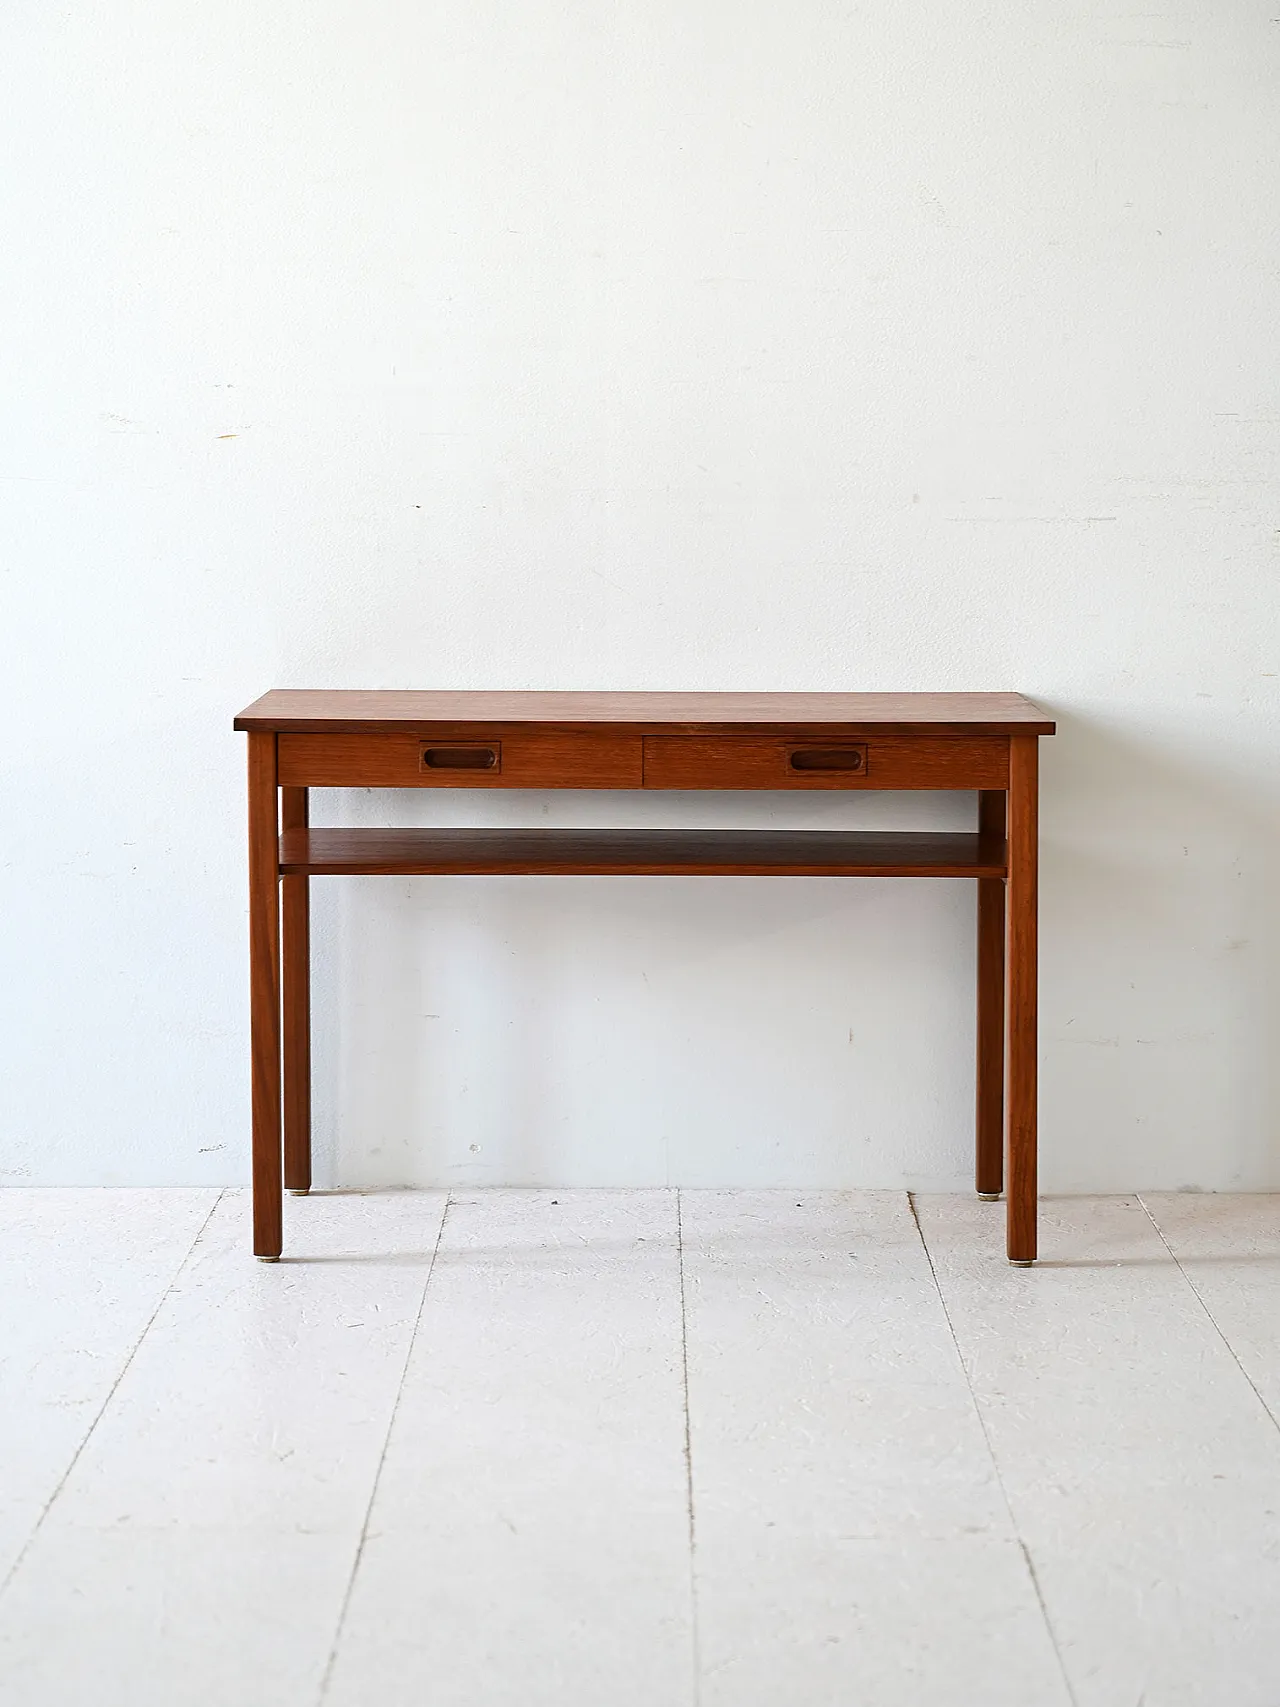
[235,690,1054,736]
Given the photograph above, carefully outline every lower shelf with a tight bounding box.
[279,828,1007,878]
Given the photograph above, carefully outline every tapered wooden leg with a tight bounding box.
[281,787,311,1195]
[248,732,282,1259]
[1005,735,1039,1265]
[976,790,1006,1199]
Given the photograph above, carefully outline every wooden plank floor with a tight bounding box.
[0,1189,1278,1705]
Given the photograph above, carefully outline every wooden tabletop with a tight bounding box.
[235,690,1054,736]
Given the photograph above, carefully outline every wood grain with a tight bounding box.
[278,827,1008,878]
[643,734,1009,791]
[236,689,1055,736]
[281,787,310,1195]
[278,729,643,789]
[1005,736,1039,1263]
[278,730,1009,791]
[239,690,1051,1263]
[247,732,282,1259]
[975,790,1006,1198]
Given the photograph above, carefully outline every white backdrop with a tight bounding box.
[3,2,1278,1191]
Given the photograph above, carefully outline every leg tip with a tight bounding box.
[1008,1258,1035,1267]
[977,1192,1002,1202]
[287,1188,310,1196]
[256,1254,281,1263]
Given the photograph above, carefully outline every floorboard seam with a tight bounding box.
[676,1189,702,1707]
[0,1187,225,1603]
[1137,1195,1280,1440]
[317,1190,452,1705]
[907,1192,1079,1707]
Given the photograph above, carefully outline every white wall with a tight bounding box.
[3,2,1278,1192]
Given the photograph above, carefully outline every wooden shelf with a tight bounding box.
[280,828,1008,879]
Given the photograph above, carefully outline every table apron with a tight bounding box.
[277,730,1010,791]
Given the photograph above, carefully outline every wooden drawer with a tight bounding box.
[278,730,643,788]
[642,734,1009,790]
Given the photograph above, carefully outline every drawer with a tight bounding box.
[278,730,643,788]
[642,734,1009,790]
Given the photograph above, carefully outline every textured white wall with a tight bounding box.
[2,3,1278,1191]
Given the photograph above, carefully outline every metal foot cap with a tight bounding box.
[256,1254,281,1263]
[1008,1258,1035,1267]
[288,1188,310,1196]
[977,1192,1002,1202]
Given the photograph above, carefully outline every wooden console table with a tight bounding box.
[234,691,1054,1264]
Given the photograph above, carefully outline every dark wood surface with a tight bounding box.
[641,733,1009,791]
[247,732,282,1259]
[237,689,1055,735]
[245,691,1050,1264]
[278,729,644,789]
[276,729,1010,791]
[280,786,310,1196]
[975,791,1006,1198]
[278,727,1010,792]
[1005,735,1039,1264]
[279,827,1009,879]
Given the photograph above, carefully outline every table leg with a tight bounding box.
[248,732,282,1259]
[281,787,311,1195]
[975,790,1006,1199]
[1005,735,1039,1265]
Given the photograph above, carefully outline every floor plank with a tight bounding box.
[1140,1192,1280,1428]
[916,1194,1280,1707]
[323,1189,694,1707]
[0,1189,218,1585]
[682,1190,1069,1706]
[0,1189,447,1707]
[5,1189,1280,1707]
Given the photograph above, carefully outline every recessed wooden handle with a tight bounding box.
[421,746,499,770]
[788,746,866,773]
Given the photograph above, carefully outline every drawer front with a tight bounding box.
[278,730,643,788]
[642,734,1009,790]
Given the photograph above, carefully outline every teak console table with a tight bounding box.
[235,691,1054,1264]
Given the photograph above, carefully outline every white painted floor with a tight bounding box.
[1,1190,1278,1706]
